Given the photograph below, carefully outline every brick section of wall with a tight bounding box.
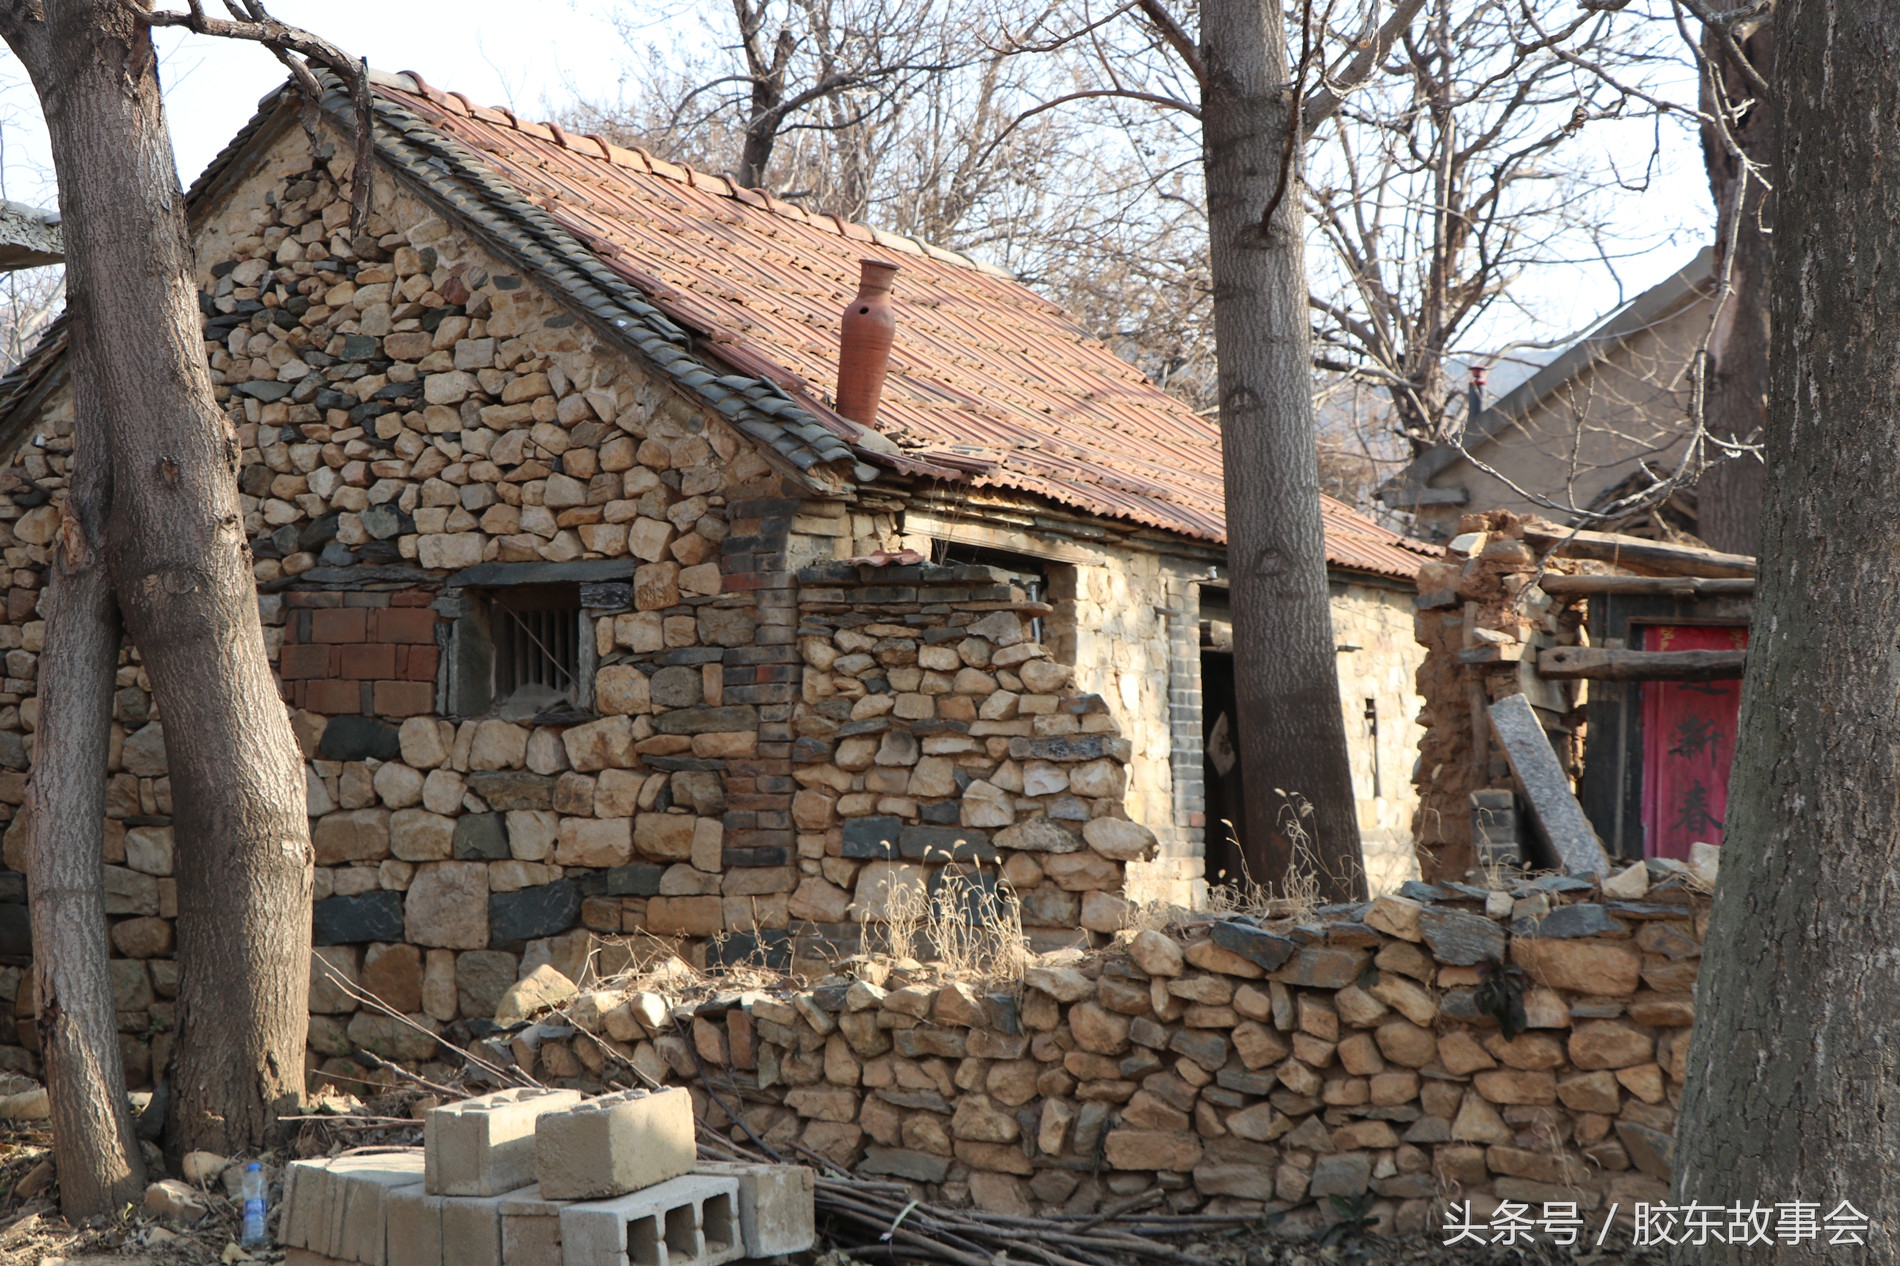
[278,588,442,718]
[719,498,797,867]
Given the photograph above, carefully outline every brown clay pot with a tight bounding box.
[836,259,900,426]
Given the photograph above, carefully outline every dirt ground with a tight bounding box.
[0,1119,1665,1266]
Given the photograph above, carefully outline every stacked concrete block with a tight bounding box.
[425,1087,583,1196]
[281,1151,426,1266]
[559,1173,743,1266]
[498,1187,570,1266]
[533,1086,695,1200]
[386,1184,519,1266]
[693,1161,815,1257]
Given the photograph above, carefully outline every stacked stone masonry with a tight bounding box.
[452,858,1705,1238]
[0,120,1167,1091]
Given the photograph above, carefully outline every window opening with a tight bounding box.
[491,584,581,712]
[931,542,1050,642]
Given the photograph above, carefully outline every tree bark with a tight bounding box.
[27,408,144,1218]
[1,0,312,1154]
[1200,0,1365,900]
[1695,7,1773,556]
[1671,1,1900,1259]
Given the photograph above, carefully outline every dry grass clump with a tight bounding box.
[864,863,1028,985]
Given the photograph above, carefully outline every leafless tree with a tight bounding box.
[0,0,374,1218]
[1434,0,1774,547]
[581,0,976,200]
[1303,0,1682,459]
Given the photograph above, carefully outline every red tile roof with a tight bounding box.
[373,74,1429,579]
[0,69,1432,582]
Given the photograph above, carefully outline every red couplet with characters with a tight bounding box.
[1639,624,1749,861]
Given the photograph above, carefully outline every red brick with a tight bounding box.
[373,680,435,717]
[286,591,342,608]
[373,608,437,644]
[399,646,440,681]
[391,590,434,607]
[311,608,368,643]
[279,644,334,680]
[343,592,391,608]
[338,643,398,680]
[304,679,362,714]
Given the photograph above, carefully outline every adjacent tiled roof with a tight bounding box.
[0,68,1432,580]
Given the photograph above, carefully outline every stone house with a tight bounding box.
[1378,249,1716,542]
[0,69,1428,1086]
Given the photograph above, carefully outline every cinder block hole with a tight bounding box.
[665,1203,700,1263]
[702,1192,736,1254]
[629,1214,663,1266]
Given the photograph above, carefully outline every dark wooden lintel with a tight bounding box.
[1537,645,1746,682]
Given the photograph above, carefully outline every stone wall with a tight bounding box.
[1329,580,1429,893]
[790,560,1151,946]
[460,860,1705,1234]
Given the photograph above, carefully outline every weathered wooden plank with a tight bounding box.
[1537,575,1755,598]
[1521,527,1756,579]
[1537,645,1747,682]
[1487,692,1611,879]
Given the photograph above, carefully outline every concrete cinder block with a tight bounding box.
[386,1182,517,1266]
[498,1186,571,1266]
[694,1162,816,1257]
[282,1152,426,1266]
[559,1173,743,1266]
[425,1087,583,1196]
[534,1087,695,1201]
[285,1251,354,1266]
[385,1185,441,1266]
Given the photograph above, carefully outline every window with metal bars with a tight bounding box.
[490,585,582,702]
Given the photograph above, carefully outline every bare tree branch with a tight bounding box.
[124,0,376,233]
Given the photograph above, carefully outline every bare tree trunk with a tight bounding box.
[1200,0,1365,899]
[28,419,144,1217]
[1,0,312,1154]
[1671,2,1900,1259]
[1696,9,1773,556]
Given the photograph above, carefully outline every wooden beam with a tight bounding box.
[1538,575,1755,598]
[1537,645,1747,682]
[1522,527,1756,579]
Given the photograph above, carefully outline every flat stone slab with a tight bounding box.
[1209,920,1297,972]
[1419,907,1507,966]
[1488,692,1611,877]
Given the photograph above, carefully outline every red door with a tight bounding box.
[1640,624,1749,861]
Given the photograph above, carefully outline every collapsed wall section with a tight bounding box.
[1409,513,1588,882]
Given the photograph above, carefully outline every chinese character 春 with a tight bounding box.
[1674,781,1724,834]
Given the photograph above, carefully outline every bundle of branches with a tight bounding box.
[701,1124,1256,1266]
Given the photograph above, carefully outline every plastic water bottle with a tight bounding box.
[240,1162,268,1248]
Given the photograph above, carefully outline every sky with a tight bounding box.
[0,1,1713,363]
